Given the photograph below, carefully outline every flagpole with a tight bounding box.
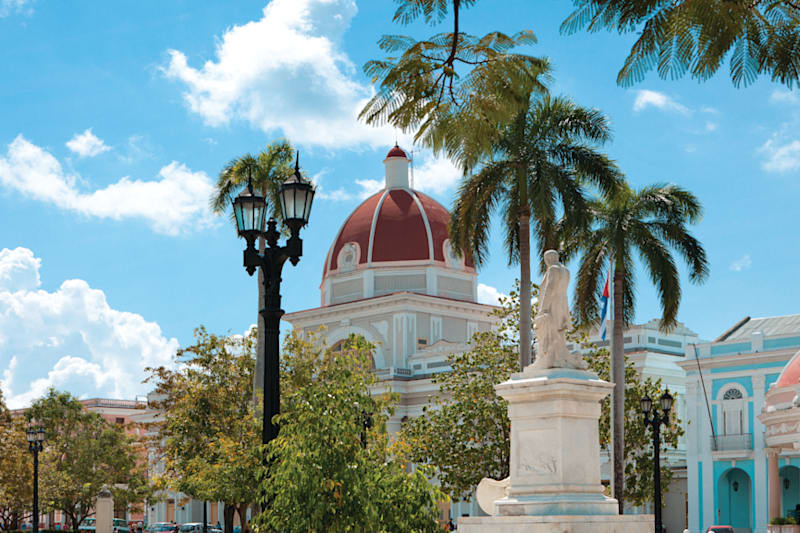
[607,261,615,500]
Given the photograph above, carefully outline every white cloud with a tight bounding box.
[0,247,41,292]
[729,254,752,272]
[705,121,718,132]
[477,283,507,306]
[759,134,800,172]
[0,135,215,235]
[0,0,33,17]
[0,248,178,409]
[412,154,462,194]
[164,0,399,149]
[633,90,690,115]
[770,90,799,105]
[66,129,111,158]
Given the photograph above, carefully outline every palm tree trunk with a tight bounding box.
[611,267,625,513]
[519,210,532,369]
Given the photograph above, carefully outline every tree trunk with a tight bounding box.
[223,505,235,533]
[611,267,625,514]
[519,211,532,369]
[235,505,248,533]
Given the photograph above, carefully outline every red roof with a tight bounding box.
[777,350,800,388]
[386,145,407,159]
[323,188,474,278]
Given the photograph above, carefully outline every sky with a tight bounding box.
[1,0,798,408]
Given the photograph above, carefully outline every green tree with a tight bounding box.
[565,183,708,511]
[402,285,683,506]
[359,0,550,170]
[27,390,151,533]
[0,390,32,530]
[449,95,621,369]
[562,0,800,87]
[210,140,295,404]
[255,333,443,533]
[145,327,260,533]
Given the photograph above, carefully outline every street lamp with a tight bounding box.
[233,151,315,445]
[26,422,45,533]
[641,390,673,533]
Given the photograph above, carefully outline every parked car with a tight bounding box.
[178,523,221,533]
[706,527,735,533]
[78,518,131,533]
[146,523,178,533]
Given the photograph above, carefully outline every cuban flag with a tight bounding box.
[599,271,611,341]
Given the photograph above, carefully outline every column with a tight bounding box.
[754,373,767,531]
[767,448,781,521]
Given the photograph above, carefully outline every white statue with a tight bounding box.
[531,250,587,370]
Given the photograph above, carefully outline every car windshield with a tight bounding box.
[709,529,733,533]
[152,527,174,531]
[179,526,197,532]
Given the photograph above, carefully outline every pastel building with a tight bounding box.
[680,314,800,533]
[283,146,498,520]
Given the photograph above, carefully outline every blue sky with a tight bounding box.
[1,0,798,407]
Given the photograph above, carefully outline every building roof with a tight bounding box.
[715,314,800,342]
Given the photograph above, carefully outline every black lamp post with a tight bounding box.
[26,423,45,533]
[640,390,674,533]
[233,152,315,446]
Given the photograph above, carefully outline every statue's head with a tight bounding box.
[544,249,560,266]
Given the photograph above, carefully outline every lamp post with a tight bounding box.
[640,390,674,533]
[26,423,45,533]
[233,152,315,446]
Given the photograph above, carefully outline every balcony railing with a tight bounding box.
[710,433,753,451]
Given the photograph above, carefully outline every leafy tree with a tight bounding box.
[402,285,683,506]
[562,0,800,87]
[564,183,708,511]
[0,390,32,530]
[360,0,550,170]
[145,327,260,533]
[449,95,621,369]
[26,390,151,532]
[255,333,443,533]
[210,140,295,403]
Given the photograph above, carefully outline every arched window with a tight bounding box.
[723,388,743,400]
[721,387,745,435]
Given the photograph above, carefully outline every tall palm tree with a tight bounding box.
[566,183,709,512]
[210,140,295,404]
[449,95,622,369]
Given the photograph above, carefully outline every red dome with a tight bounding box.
[777,350,800,388]
[323,188,474,278]
[386,145,408,159]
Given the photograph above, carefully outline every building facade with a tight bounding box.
[680,314,800,533]
[283,146,498,520]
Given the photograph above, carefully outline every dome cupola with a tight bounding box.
[320,147,475,306]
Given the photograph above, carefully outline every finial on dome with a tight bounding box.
[295,150,300,171]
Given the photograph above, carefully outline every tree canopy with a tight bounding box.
[145,327,260,533]
[562,0,800,87]
[0,390,32,531]
[256,332,443,533]
[26,390,151,532]
[360,0,549,170]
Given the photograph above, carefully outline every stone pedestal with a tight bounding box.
[460,368,653,532]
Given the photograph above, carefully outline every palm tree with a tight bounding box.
[562,0,800,88]
[566,183,709,512]
[210,140,295,403]
[449,95,622,369]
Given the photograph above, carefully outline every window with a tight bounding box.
[723,388,743,400]
[115,417,125,425]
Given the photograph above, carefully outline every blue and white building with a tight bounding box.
[679,314,800,533]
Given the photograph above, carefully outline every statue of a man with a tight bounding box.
[531,250,587,370]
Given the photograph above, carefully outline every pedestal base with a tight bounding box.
[493,492,619,516]
[459,514,654,533]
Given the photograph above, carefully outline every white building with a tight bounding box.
[283,145,498,520]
